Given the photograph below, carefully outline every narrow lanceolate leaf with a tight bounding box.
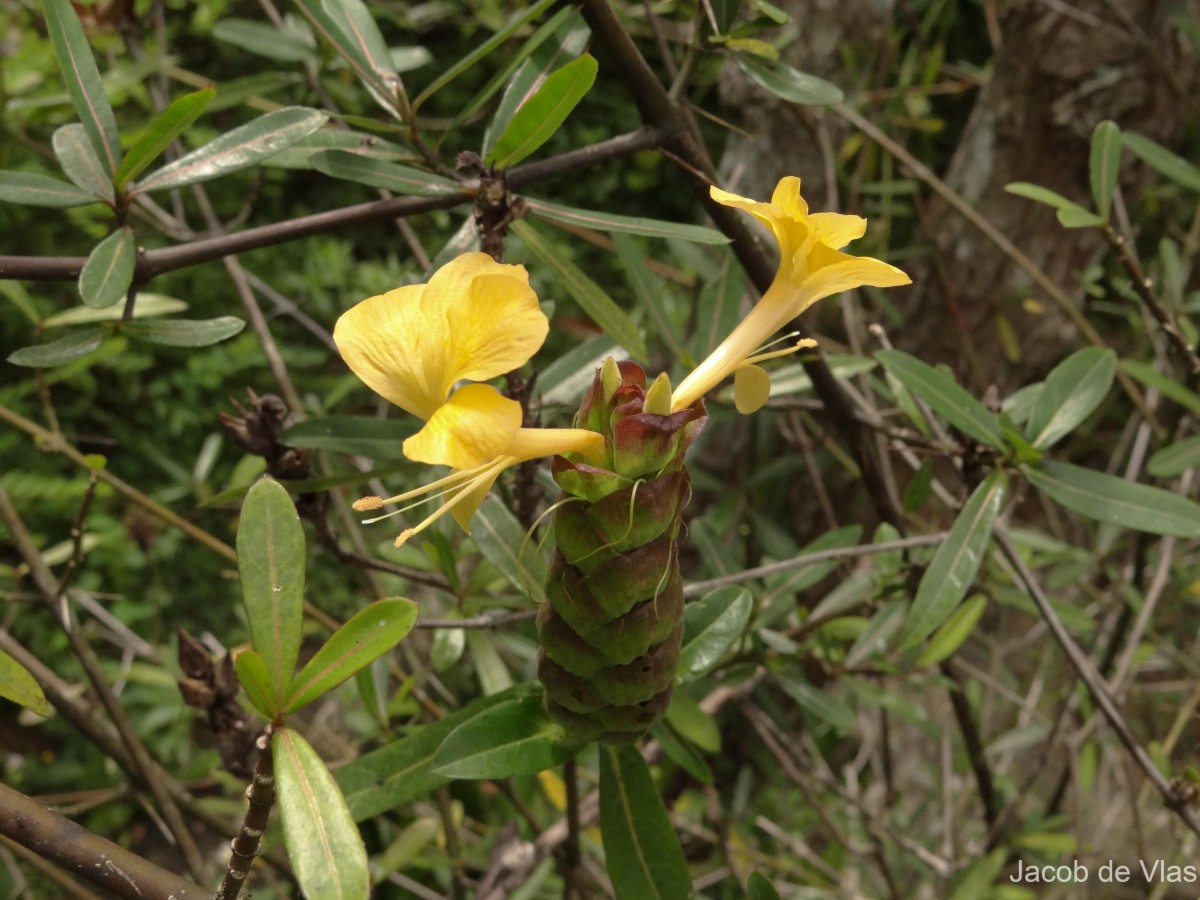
[133,107,328,194]
[338,684,539,820]
[488,53,598,169]
[472,495,547,600]
[7,329,105,368]
[1004,182,1104,228]
[78,228,137,310]
[1148,434,1200,478]
[747,872,783,900]
[678,586,753,678]
[1024,459,1200,538]
[900,470,1008,648]
[44,293,186,327]
[279,416,414,459]
[115,88,215,189]
[1089,120,1121,220]
[432,691,573,778]
[52,124,114,202]
[284,598,417,714]
[1120,358,1200,417]
[512,219,647,362]
[877,350,1005,448]
[735,54,843,105]
[0,170,96,208]
[308,150,461,197]
[1025,347,1116,450]
[274,728,369,900]
[234,649,279,719]
[123,316,245,347]
[295,0,407,119]
[42,0,122,175]
[1121,131,1200,193]
[613,234,687,362]
[599,744,691,900]
[212,19,317,63]
[527,197,729,245]
[0,649,52,718]
[774,672,856,735]
[237,478,306,702]
[916,594,987,667]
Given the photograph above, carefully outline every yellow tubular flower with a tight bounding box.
[333,252,604,544]
[670,177,912,414]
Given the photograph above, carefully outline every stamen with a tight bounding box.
[353,496,384,511]
[390,457,514,547]
[744,338,817,366]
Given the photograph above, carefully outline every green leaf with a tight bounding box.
[134,107,329,194]
[488,53,598,169]
[678,586,753,678]
[78,227,137,310]
[915,594,987,666]
[284,598,417,714]
[650,720,713,784]
[479,8,589,149]
[280,416,413,459]
[747,872,783,900]
[1119,358,1200,417]
[308,150,461,197]
[774,672,856,735]
[1122,131,1200,193]
[663,691,720,752]
[845,599,907,668]
[44,293,187,327]
[691,257,745,364]
[527,198,729,244]
[7,329,105,367]
[1027,460,1200,540]
[471,494,547,601]
[412,0,560,112]
[274,727,369,900]
[735,55,843,105]
[237,478,306,702]
[511,219,647,362]
[1025,347,1115,449]
[1025,459,1200,537]
[0,649,52,718]
[1147,434,1200,478]
[0,170,96,208]
[42,0,123,175]
[212,19,317,63]
[115,88,215,189]
[52,124,114,202]
[1004,182,1104,228]
[121,316,245,347]
[599,744,692,900]
[876,350,1005,448]
[234,649,279,719]
[295,0,406,119]
[1089,120,1121,220]
[432,692,573,778]
[900,470,1008,648]
[337,684,539,820]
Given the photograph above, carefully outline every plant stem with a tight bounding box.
[214,727,277,900]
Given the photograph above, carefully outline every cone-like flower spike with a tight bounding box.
[671,177,911,413]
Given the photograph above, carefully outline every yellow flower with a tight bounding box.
[333,252,604,544]
[671,177,911,414]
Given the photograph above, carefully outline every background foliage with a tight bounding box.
[2,0,1200,897]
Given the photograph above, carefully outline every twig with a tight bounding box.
[993,524,1200,839]
[682,533,946,597]
[214,727,277,900]
[0,488,208,881]
[0,782,206,900]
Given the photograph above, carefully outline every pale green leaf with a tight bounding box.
[44,293,187,327]
[115,88,215,188]
[0,649,52,718]
[679,586,753,678]
[280,416,413,459]
[736,55,843,105]
[274,727,369,900]
[7,329,105,367]
[877,350,1005,448]
[432,692,573,778]
[527,197,728,244]
[1122,131,1200,193]
[0,170,96,208]
[123,317,245,347]
[900,470,1008,648]
[237,478,306,702]
[284,598,417,714]
[78,227,136,310]
[52,124,113,201]
[308,150,461,196]
[234,649,279,719]
[1089,120,1121,220]
[1025,347,1116,449]
[488,53,597,169]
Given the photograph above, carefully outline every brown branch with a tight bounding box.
[0,488,208,881]
[0,126,671,284]
[214,727,277,900]
[0,782,207,900]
